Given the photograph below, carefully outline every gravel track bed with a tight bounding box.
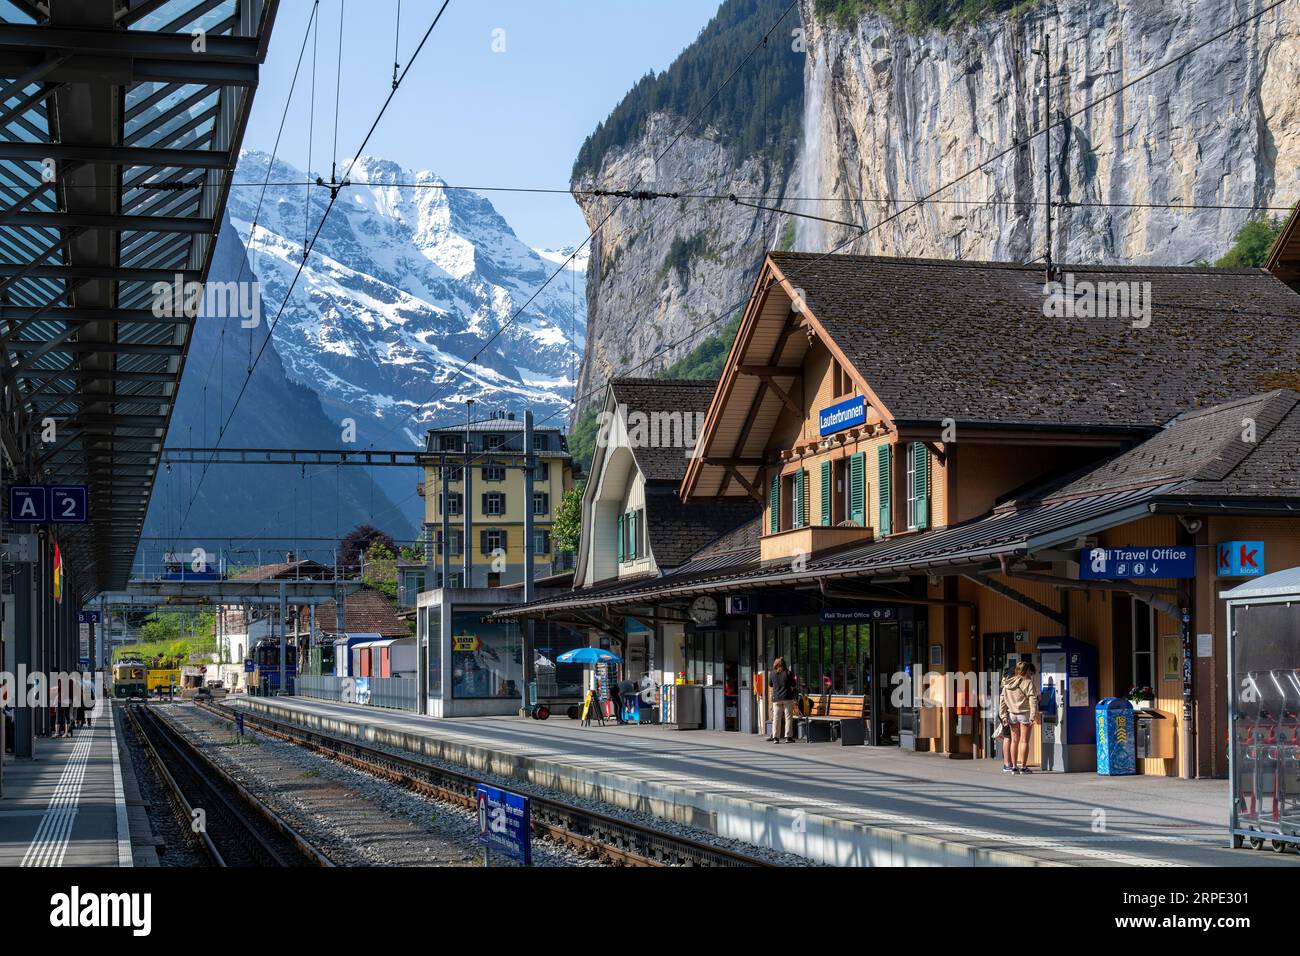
[160,703,595,867]
[119,706,208,867]
[228,700,817,866]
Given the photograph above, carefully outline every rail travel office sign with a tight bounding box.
[1079,546,1195,580]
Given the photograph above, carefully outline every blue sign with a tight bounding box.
[8,486,47,522]
[50,485,88,523]
[476,784,531,864]
[1079,546,1194,580]
[244,659,255,673]
[77,610,100,624]
[1096,698,1137,776]
[1217,541,1264,578]
[7,484,89,523]
[818,395,866,436]
[820,606,896,623]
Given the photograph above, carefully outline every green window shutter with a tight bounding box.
[617,513,625,562]
[792,470,804,529]
[629,510,638,558]
[849,452,865,527]
[877,445,892,535]
[769,472,780,534]
[913,442,930,530]
[820,460,832,526]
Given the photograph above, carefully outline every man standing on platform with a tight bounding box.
[767,657,798,743]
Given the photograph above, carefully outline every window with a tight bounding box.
[483,464,506,482]
[424,606,442,699]
[533,434,549,452]
[447,466,464,482]
[905,442,929,531]
[533,530,550,555]
[450,613,520,697]
[435,530,463,555]
[533,461,550,481]
[617,509,644,561]
[485,433,506,450]
[481,529,506,553]
[442,491,463,516]
[532,491,550,516]
[483,492,505,516]
[1132,600,1155,691]
[437,434,460,452]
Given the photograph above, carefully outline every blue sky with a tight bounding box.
[241,0,723,250]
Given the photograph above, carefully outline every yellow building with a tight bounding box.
[420,410,576,588]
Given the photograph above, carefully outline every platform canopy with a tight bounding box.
[0,0,279,593]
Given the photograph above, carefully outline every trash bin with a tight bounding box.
[1095,698,1137,776]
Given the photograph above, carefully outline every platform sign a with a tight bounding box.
[476,784,531,865]
[8,486,47,523]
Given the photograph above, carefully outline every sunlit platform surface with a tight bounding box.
[0,705,130,868]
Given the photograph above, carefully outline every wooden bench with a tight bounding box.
[799,694,868,745]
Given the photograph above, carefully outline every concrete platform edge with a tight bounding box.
[242,698,1064,867]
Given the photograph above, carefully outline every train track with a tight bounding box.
[125,703,333,868]
[196,700,772,867]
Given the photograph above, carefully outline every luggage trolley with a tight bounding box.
[1224,568,1300,854]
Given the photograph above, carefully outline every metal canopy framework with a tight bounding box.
[0,0,279,594]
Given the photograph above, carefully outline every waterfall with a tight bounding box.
[796,48,828,252]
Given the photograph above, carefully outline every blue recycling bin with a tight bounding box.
[1096,698,1137,776]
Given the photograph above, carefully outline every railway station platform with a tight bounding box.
[233,695,1297,867]
[0,704,132,867]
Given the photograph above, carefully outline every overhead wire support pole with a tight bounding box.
[1032,34,1054,283]
[522,411,535,716]
[463,399,473,589]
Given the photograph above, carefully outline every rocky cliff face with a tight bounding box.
[573,0,1300,415]
[797,0,1300,263]
[571,112,797,411]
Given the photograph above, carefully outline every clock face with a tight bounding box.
[690,595,718,624]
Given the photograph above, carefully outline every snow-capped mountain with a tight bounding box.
[226,150,587,452]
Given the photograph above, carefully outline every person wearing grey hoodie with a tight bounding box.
[998,661,1039,774]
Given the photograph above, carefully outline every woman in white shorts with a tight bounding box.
[998,661,1039,774]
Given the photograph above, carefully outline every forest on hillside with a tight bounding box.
[572,0,804,181]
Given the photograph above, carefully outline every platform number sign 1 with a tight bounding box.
[476,784,531,865]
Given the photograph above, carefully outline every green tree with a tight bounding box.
[552,482,585,555]
[1215,213,1286,268]
[568,403,602,475]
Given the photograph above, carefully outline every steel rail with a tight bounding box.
[127,703,333,867]
[197,701,772,867]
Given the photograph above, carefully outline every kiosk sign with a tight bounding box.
[1079,546,1194,580]
[476,784,531,865]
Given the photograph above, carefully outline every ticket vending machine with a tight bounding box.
[1037,637,1099,772]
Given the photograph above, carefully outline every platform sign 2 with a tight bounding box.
[476,784,531,865]
[50,486,88,523]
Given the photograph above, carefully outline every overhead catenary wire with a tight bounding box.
[175,0,455,538]
[395,0,804,442]
[174,0,1294,548]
